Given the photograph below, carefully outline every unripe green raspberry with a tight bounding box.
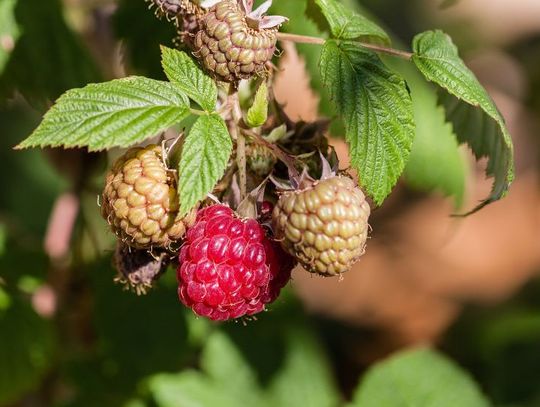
[247,143,276,178]
[272,176,370,276]
[101,145,197,250]
[193,0,284,82]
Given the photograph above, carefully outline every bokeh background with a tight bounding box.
[1,0,540,406]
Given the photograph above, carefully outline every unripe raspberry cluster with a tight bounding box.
[101,145,371,321]
[101,145,295,321]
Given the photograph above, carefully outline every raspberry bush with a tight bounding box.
[15,0,515,321]
[2,0,524,405]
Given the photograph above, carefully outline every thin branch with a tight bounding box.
[276,32,414,60]
[229,90,247,200]
[277,32,325,45]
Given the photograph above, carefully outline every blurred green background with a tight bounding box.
[1,0,540,406]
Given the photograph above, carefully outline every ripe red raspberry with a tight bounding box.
[177,204,293,321]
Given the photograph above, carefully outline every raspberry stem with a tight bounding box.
[189,108,206,116]
[276,32,414,60]
[229,90,248,200]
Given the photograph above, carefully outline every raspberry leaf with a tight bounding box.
[351,348,490,407]
[160,46,217,112]
[246,81,269,128]
[178,114,232,215]
[0,0,20,75]
[16,77,190,151]
[320,40,415,205]
[148,327,339,407]
[390,60,468,208]
[267,328,341,407]
[314,0,390,45]
[148,332,262,407]
[412,30,514,214]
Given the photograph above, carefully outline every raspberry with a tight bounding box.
[246,142,276,178]
[101,144,197,250]
[273,176,370,276]
[177,204,293,321]
[193,0,286,82]
[113,243,171,295]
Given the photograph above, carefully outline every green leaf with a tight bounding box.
[148,332,262,407]
[149,371,245,407]
[351,348,490,407]
[200,332,263,406]
[147,308,339,407]
[17,77,190,151]
[320,40,415,205]
[267,328,340,407]
[178,114,232,215]
[161,46,217,112]
[0,0,20,74]
[412,30,514,214]
[147,327,339,407]
[388,60,468,208]
[246,82,269,128]
[405,99,467,208]
[313,0,390,44]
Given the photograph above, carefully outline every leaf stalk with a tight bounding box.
[229,90,248,200]
[276,32,414,60]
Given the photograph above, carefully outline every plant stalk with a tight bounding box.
[276,32,414,60]
[229,91,247,200]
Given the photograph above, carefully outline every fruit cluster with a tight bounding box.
[100,0,371,322]
[101,143,370,321]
